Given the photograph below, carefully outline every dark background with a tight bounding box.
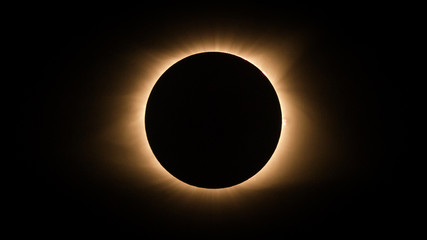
[18,3,408,237]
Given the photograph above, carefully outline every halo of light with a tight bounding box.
[108,28,310,210]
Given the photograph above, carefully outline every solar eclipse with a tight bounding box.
[119,27,296,201]
[26,4,401,236]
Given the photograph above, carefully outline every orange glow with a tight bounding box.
[102,28,312,211]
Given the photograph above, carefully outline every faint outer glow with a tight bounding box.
[114,30,307,208]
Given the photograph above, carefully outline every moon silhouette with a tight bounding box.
[145,52,282,188]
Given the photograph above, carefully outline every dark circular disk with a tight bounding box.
[145,52,282,188]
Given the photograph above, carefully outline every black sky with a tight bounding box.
[18,3,408,237]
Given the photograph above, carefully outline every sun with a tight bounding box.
[142,52,285,189]
[112,28,306,209]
